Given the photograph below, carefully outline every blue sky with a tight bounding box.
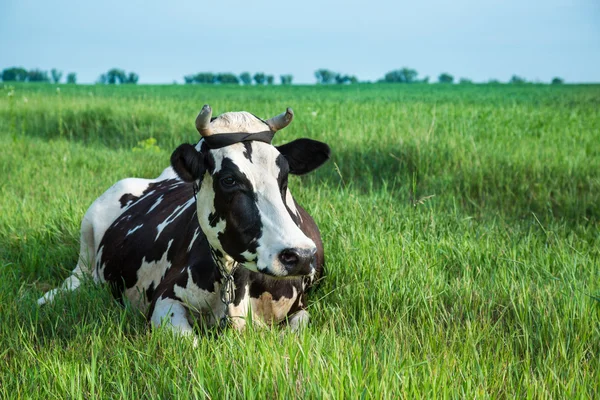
[1,0,599,84]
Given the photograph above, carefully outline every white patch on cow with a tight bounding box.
[196,174,231,269]
[187,227,201,252]
[155,196,196,241]
[228,284,254,330]
[123,239,175,310]
[156,166,178,181]
[150,297,194,336]
[240,250,258,271]
[126,224,144,237]
[146,195,164,214]
[172,267,223,325]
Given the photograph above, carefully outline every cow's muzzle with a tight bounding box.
[278,247,317,276]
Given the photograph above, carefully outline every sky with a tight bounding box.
[1,0,599,84]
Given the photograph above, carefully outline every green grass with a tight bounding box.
[1,82,599,398]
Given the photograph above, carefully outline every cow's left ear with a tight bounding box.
[170,144,206,182]
[276,139,331,175]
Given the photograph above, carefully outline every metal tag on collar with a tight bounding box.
[220,273,235,305]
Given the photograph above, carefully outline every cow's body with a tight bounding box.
[38,106,328,334]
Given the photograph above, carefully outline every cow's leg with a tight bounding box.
[38,215,97,306]
[150,297,195,336]
[287,309,310,332]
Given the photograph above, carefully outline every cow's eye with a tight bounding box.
[221,177,237,187]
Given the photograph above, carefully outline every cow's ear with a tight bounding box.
[170,144,206,182]
[276,139,331,175]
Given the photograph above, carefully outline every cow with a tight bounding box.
[38,105,330,335]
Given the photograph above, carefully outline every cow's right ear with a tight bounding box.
[170,144,206,182]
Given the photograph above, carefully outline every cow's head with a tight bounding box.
[171,105,329,278]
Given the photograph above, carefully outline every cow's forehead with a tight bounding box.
[211,142,283,179]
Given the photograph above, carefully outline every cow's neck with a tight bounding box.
[208,246,239,277]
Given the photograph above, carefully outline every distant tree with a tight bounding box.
[239,72,252,85]
[438,73,454,84]
[314,69,335,84]
[66,72,77,84]
[1,67,28,82]
[97,74,107,84]
[51,69,63,83]
[27,69,50,82]
[551,77,564,85]
[217,73,240,84]
[509,75,526,84]
[487,79,500,84]
[183,75,194,84]
[106,68,127,84]
[266,75,274,85]
[253,72,266,85]
[421,76,430,84]
[126,72,139,84]
[194,73,216,84]
[280,74,293,85]
[459,77,473,84]
[382,68,419,83]
[332,74,358,84]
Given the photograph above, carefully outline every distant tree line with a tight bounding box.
[378,67,565,85]
[183,72,294,85]
[314,69,358,84]
[2,65,567,85]
[97,69,139,84]
[1,67,77,83]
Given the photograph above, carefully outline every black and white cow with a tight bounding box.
[38,105,330,334]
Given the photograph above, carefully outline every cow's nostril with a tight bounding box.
[278,247,316,276]
[279,249,300,266]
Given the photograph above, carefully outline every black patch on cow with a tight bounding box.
[275,154,301,224]
[204,149,216,174]
[210,157,262,263]
[146,281,155,303]
[119,193,139,208]
[247,270,300,301]
[242,142,253,162]
[230,268,302,307]
[275,154,289,199]
[203,131,274,149]
[208,211,220,228]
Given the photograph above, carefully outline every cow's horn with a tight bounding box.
[195,104,213,136]
[266,107,294,132]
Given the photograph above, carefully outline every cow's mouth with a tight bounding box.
[249,250,317,279]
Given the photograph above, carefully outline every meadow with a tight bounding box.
[0,82,599,398]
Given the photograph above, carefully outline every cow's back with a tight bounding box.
[95,179,201,309]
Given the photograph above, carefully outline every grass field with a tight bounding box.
[1,82,599,398]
